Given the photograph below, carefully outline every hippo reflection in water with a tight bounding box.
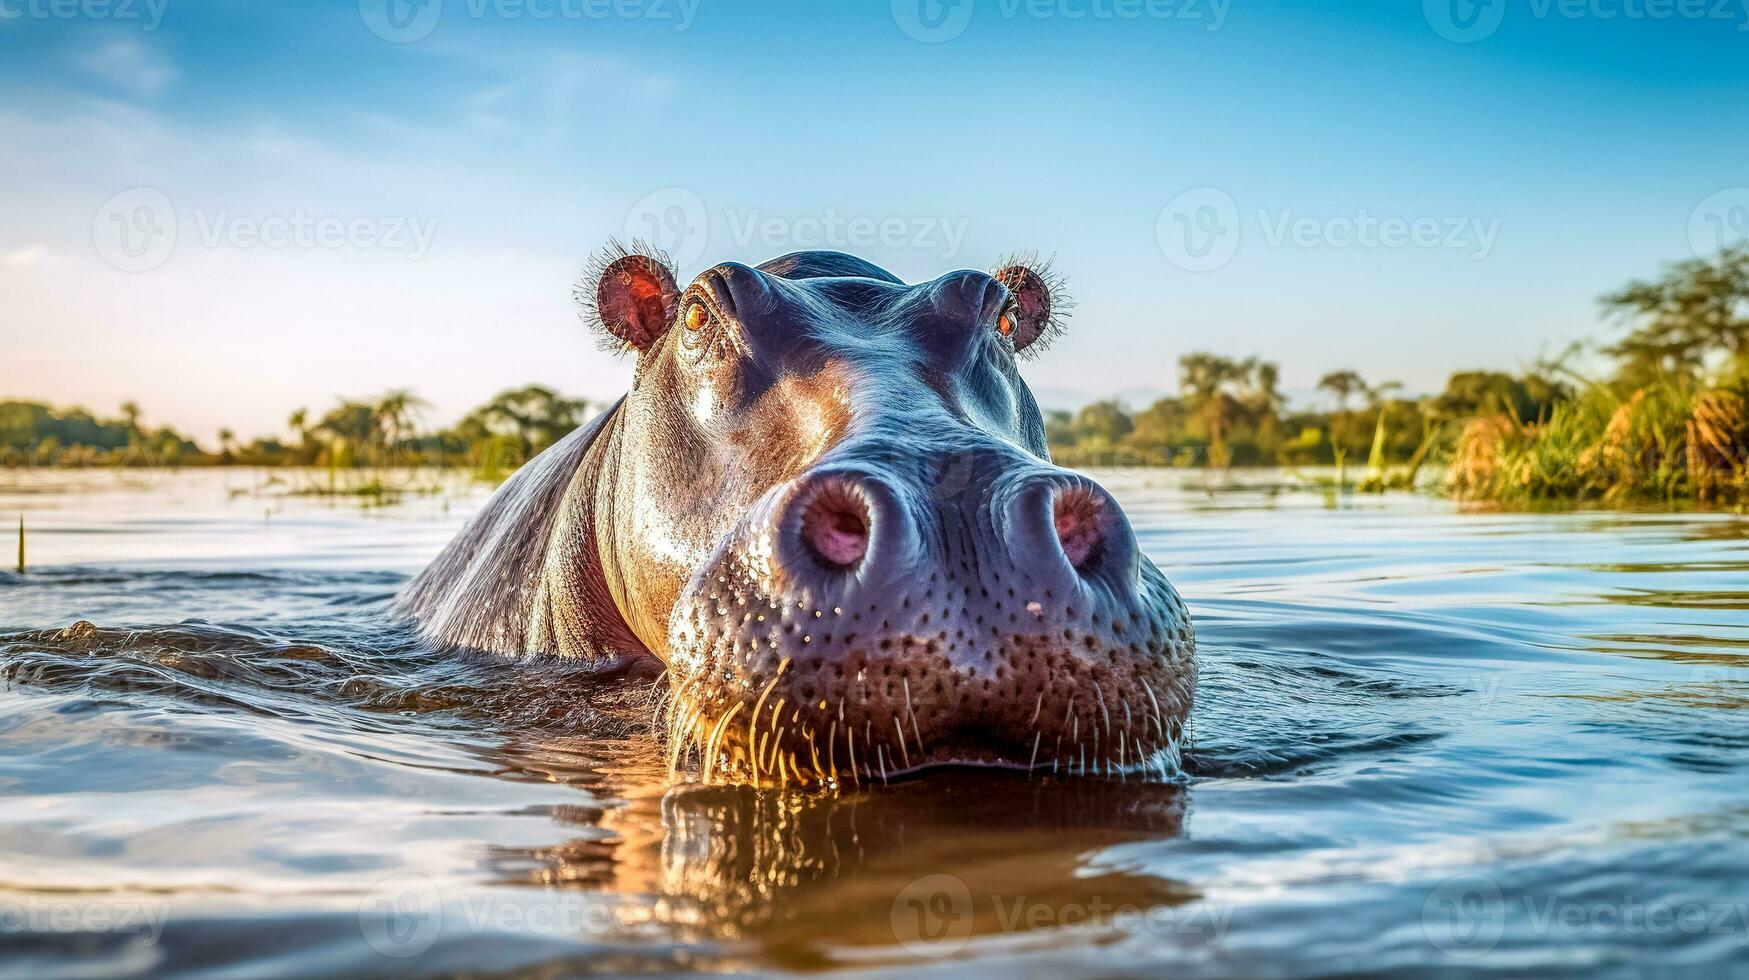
[401,246,1195,785]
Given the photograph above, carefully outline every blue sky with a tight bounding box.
[3,0,1747,441]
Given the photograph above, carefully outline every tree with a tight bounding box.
[452,386,589,461]
[1317,370,1366,413]
[1602,245,1749,384]
[1429,371,1567,425]
[1127,397,1189,457]
[373,389,429,464]
[288,407,311,457]
[1180,353,1254,464]
[1071,400,1133,445]
[1243,360,1285,451]
[119,401,142,448]
[312,400,379,466]
[1318,369,1368,451]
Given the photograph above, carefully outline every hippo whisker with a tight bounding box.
[700,702,743,783]
[893,717,911,770]
[770,728,788,784]
[746,668,786,784]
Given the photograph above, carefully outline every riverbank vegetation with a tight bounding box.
[1053,246,1749,507]
[5,248,1746,508]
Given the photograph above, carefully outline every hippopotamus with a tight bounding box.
[400,246,1195,786]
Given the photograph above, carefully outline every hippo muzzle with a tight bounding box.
[402,247,1195,787]
[668,450,1193,785]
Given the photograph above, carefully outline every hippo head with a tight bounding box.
[582,246,1194,786]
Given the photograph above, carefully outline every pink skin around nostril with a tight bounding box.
[1053,488,1105,569]
[801,486,870,568]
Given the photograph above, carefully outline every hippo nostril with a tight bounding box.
[1053,486,1106,570]
[801,482,870,570]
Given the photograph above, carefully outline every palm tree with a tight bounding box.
[373,389,428,466]
[217,427,236,461]
[288,408,311,461]
[1244,360,1285,453]
[119,400,142,449]
[1318,370,1366,414]
[1180,352,1251,466]
[1363,380,1403,410]
[1318,369,1367,455]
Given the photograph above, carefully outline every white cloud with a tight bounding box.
[2,245,60,269]
[70,38,177,101]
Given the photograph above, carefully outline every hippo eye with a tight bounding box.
[683,300,710,332]
[996,309,1017,338]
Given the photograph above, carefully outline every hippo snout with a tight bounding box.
[663,458,1195,786]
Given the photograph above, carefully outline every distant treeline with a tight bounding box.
[5,247,1747,507]
[1,386,591,481]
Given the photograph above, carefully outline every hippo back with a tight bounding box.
[398,398,622,658]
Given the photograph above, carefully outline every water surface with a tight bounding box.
[2,467,1747,976]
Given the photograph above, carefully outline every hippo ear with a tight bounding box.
[992,255,1072,358]
[577,241,681,353]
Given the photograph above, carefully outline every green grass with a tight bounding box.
[1445,378,1748,510]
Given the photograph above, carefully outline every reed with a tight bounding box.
[16,514,23,574]
[1445,377,1749,508]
